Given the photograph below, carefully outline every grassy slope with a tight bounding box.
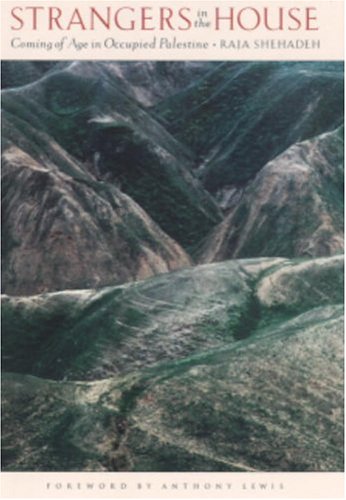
[2,255,344,471]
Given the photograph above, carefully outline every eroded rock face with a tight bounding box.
[1,62,223,296]
[2,62,221,257]
[2,256,343,471]
[1,115,191,295]
[198,127,344,262]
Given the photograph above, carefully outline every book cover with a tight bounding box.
[1,0,344,498]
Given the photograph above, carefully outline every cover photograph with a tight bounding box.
[0,1,344,498]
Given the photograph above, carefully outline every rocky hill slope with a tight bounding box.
[2,62,222,294]
[198,126,344,261]
[2,110,193,295]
